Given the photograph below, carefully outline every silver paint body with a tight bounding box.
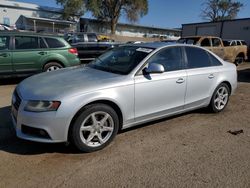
[11,44,237,143]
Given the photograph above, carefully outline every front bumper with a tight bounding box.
[11,94,70,143]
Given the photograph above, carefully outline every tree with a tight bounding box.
[201,0,243,21]
[56,0,86,21]
[87,0,148,34]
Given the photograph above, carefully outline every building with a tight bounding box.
[182,18,250,45]
[0,0,181,39]
[80,18,181,39]
[0,0,75,33]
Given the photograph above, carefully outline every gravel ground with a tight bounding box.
[0,63,250,188]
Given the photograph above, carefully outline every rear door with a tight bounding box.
[0,35,12,74]
[12,36,45,73]
[184,46,220,109]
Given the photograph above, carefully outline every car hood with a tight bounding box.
[17,66,128,100]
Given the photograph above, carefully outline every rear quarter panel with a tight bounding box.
[42,49,80,68]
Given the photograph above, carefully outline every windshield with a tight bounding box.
[88,46,154,75]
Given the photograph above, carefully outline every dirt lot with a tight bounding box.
[0,63,250,188]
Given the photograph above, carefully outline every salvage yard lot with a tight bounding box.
[0,63,250,187]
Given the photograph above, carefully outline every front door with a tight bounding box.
[0,36,12,74]
[134,46,187,122]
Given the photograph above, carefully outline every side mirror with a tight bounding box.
[144,63,165,74]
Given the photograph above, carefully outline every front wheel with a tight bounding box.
[209,83,230,113]
[69,104,119,152]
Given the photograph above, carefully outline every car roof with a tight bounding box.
[0,31,62,37]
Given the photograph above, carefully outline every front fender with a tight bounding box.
[57,85,134,141]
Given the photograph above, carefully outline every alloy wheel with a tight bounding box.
[79,111,114,147]
[214,86,229,110]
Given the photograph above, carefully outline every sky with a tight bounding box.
[15,0,250,29]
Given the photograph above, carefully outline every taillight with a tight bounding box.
[68,48,78,56]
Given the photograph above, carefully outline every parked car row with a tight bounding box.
[1,31,249,79]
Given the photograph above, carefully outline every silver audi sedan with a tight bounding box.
[11,43,237,152]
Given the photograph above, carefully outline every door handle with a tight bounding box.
[0,53,8,57]
[38,52,47,55]
[176,78,185,84]
[208,74,214,79]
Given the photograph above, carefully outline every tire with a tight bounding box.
[43,62,63,72]
[209,83,230,113]
[69,104,119,152]
[234,55,244,66]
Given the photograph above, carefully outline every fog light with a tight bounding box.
[39,130,47,137]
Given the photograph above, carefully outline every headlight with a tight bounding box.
[24,101,61,112]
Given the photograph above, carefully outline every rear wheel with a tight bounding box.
[43,62,63,72]
[209,83,230,113]
[234,54,244,66]
[70,104,119,152]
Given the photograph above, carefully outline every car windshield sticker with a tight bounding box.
[136,48,153,53]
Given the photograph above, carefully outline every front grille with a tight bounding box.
[13,90,21,110]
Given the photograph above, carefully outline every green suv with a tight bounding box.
[0,32,80,78]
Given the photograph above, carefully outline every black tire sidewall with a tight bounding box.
[70,104,119,152]
[210,83,230,113]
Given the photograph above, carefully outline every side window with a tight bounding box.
[39,38,47,48]
[208,53,222,66]
[15,36,39,49]
[147,47,183,72]
[0,36,10,50]
[87,34,98,42]
[241,41,247,45]
[44,38,65,48]
[236,41,241,46]
[211,38,221,47]
[230,41,236,46]
[200,38,211,47]
[185,47,211,69]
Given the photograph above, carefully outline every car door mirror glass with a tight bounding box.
[144,63,165,74]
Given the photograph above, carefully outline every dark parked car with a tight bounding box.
[64,32,119,62]
[0,31,80,78]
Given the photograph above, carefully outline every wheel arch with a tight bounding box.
[42,60,65,70]
[220,81,232,95]
[67,99,124,141]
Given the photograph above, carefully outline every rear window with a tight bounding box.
[185,47,211,69]
[208,53,222,66]
[44,38,65,48]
